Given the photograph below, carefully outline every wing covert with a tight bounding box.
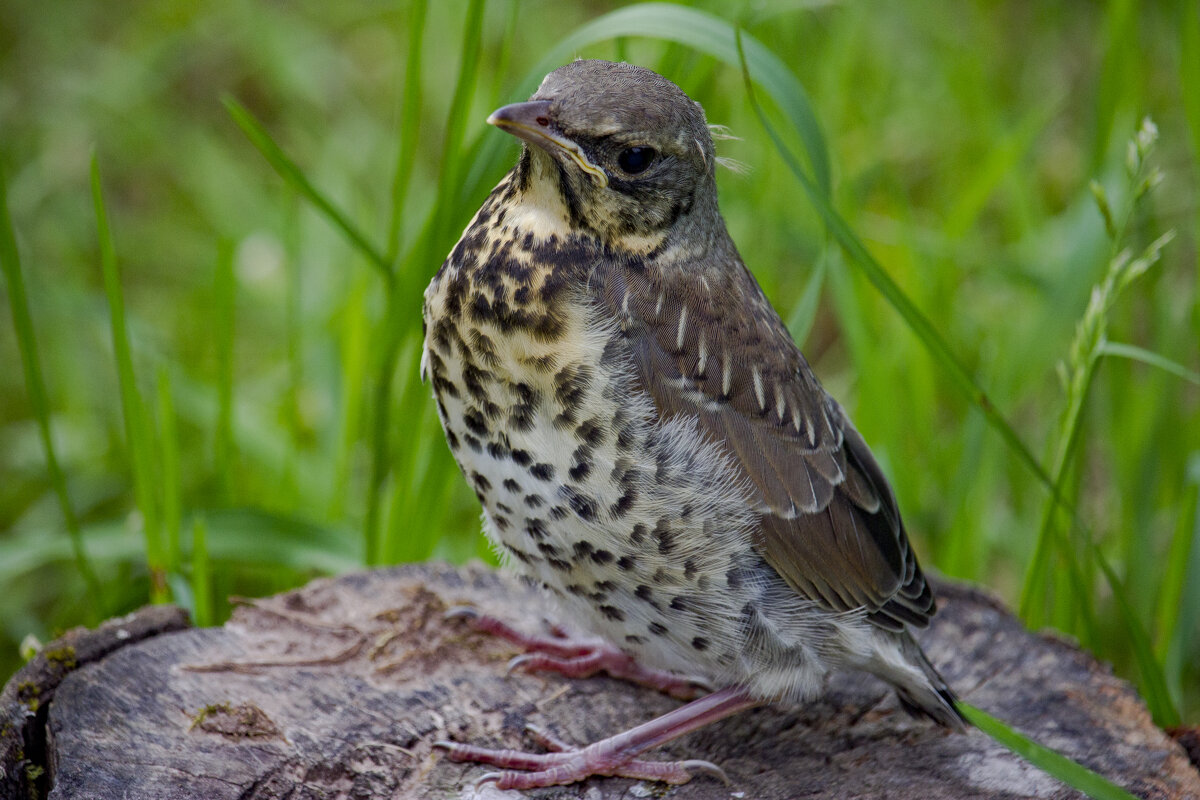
[594,259,934,630]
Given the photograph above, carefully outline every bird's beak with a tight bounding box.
[487,101,609,187]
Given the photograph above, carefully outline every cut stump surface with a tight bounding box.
[2,562,1198,799]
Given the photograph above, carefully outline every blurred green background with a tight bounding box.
[1,0,1197,727]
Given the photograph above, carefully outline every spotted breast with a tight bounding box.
[421,175,786,687]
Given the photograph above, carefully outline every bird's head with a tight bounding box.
[489,59,721,253]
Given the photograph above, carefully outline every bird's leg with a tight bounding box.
[435,685,760,790]
[446,607,711,700]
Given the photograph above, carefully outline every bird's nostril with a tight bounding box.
[535,116,550,126]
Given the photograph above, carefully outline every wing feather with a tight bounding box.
[596,258,934,631]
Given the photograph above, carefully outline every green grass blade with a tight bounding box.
[1099,341,1200,385]
[223,97,392,280]
[330,275,370,520]
[732,31,1057,498]
[381,347,460,564]
[384,0,428,264]
[190,516,212,627]
[199,508,361,572]
[282,205,303,504]
[362,292,404,567]
[784,246,827,347]
[1018,343,1099,629]
[1016,215,1178,721]
[1092,0,1138,169]
[156,367,182,572]
[1177,7,1200,703]
[0,510,349,589]
[0,521,145,585]
[91,155,168,603]
[958,703,1139,800]
[1094,549,1181,726]
[211,243,236,504]
[1183,0,1200,176]
[367,0,486,566]
[0,166,103,612]
[0,510,355,590]
[1160,454,1200,708]
[489,0,522,108]
[431,0,486,248]
[943,101,1059,240]
[1015,119,1176,714]
[212,240,236,501]
[1155,464,1199,660]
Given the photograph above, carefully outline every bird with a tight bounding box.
[421,58,965,791]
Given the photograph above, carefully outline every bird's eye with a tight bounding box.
[617,146,657,175]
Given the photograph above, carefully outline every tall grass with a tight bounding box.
[1,0,1196,754]
[0,168,101,612]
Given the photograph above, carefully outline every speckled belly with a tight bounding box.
[422,275,762,682]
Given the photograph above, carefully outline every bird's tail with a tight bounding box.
[875,632,969,731]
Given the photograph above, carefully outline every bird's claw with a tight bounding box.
[444,605,480,623]
[505,653,533,677]
[681,759,729,784]
[472,771,505,790]
[436,739,727,790]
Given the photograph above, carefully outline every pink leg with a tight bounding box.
[435,686,760,789]
[447,607,710,700]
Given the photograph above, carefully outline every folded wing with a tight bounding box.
[596,260,933,631]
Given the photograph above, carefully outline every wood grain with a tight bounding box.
[2,563,1197,799]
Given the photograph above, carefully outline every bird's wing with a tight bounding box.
[596,261,933,630]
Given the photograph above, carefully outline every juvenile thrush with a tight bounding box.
[422,59,964,790]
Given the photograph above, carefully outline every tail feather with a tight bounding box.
[876,632,969,731]
[895,680,968,731]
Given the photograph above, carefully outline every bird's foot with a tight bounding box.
[445,606,709,700]
[434,723,727,790]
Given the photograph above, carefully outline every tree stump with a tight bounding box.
[2,562,1197,799]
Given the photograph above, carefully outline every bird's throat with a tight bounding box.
[515,147,670,256]
[501,149,574,242]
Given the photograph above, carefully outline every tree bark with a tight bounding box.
[2,562,1197,799]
